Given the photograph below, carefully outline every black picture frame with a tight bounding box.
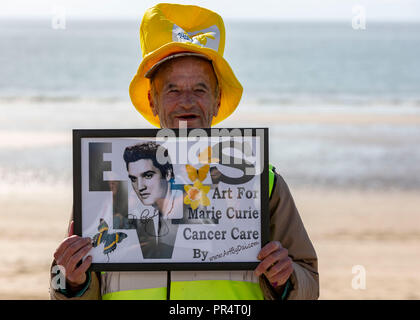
[73,128,269,272]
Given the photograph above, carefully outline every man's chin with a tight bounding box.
[140,199,153,206]
[173,117,205,128]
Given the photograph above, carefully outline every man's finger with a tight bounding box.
[56,237,91,267]
[66,256,92,288]
[75,256,92,276]
[66,242,92,274]
[267,263,293,287]
[266,257,292,279]
[254,249,288,277]
[68,220,74,237]
[257,241,282,260]
[54,235,83,262]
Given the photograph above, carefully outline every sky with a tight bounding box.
[0,0,419,22]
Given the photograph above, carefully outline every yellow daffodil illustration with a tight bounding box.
[184,180,211,210]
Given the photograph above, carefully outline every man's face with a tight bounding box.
[148,56,221,128]
[127,159,170,206]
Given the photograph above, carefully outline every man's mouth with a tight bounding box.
[139,193,150,199]
[175,114,200,121]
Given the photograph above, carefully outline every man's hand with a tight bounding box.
[53,221,92,291]
[254,241,293,290]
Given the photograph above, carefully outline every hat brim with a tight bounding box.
[129,42,243,128]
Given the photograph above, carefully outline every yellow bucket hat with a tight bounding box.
[129,3,243,127]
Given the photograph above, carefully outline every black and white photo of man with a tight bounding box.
[123,141,183,259]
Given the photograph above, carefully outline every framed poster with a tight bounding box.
[73,128,269,271]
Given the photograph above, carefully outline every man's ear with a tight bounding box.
[148,90,158,116]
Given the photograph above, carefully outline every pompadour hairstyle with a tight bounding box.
[123,141,174,181]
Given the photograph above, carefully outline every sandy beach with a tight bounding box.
[0,187,419,299]
[1,106,419,300]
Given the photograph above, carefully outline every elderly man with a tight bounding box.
[50,3,318,300]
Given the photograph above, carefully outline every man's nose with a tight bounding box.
[138,179,147,192]
[178,91,195,109]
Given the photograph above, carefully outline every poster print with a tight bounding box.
[73,128,269,271]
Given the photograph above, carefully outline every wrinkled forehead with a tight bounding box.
[149,55,218,87]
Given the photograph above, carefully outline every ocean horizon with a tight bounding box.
[1,19,420,105]
[1,19,419,191]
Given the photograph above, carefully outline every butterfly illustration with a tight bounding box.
[186,164,209,183]
[92,219,127,261]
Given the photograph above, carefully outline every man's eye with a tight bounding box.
[144,173,154,179]
[194,88,206,93]
[130,177,137,183]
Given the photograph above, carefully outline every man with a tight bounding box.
[123,141,183,258]
[51,3,318,300]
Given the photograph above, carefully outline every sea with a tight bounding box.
[1,19,420,192]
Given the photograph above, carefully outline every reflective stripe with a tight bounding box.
[171,280,263,300]
[102,287,167,300]
[101,280,263,300]
[269,164,275,198]
[170,270,257,282]
[101,271,167,296]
